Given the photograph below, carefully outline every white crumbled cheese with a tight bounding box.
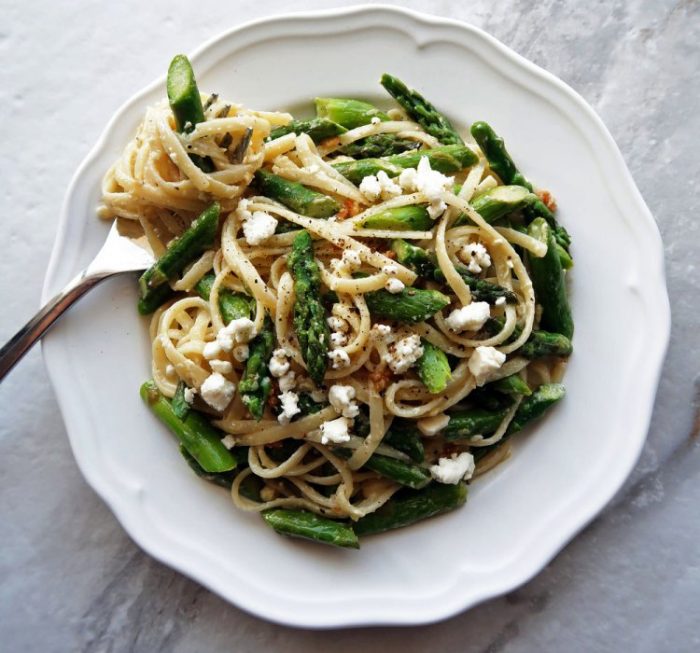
[242,210,277,246]
[327,315,349,332]
[445,302,491,333]
[209,359,233,375]
[417,414,451,436]
[277,391,300,425]
[203,341,222,360]
[468,345,506,386]
[237,198,250,214]
[269,348,291,378]
[330,331,348,348]
[495,296,506,306]
[430,452,475,484]
[427,198,447,220]
[328,384,360,419]
[221,434,236,450]
[398,167,418,190]
[200,373,236,412]
[372,323,392,338]
[359,170,402,202]
[400,156,452,198]
[232,344,250,362]
[328,349,351,369]
[370,116,381,125]
[216,318,256,351]
[385,278,405,294]
[165,364,175,377]
[384,334,423,374]
[320,416,352,445]
[341,249,362,269]
[382,263,399,276]
[183,387,197,404]
[278,371,297,393]
[460,242,492,274]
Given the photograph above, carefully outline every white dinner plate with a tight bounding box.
[42,5,670,627]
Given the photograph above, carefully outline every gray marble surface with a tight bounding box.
[1,1,698,650]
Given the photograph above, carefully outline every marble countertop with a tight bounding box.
[1,1,698,650]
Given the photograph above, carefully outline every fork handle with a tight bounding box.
[0,270,111,381]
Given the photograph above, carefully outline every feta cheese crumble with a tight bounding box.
[430,452,475,484]
[200,373,236,412]
[232,344,249,362]
[468,345,506,386]
[269,348,291,378]
[278,370,297,393]
[328,349,351,369]
[202,341,222,360]
[241,210,277,246]
[277,391,300,425]
[445,302,491,333]
[385,278,405,294]
[398,157,452,219]
[330,331,348,348]
[384,333,424,374]
[359,170,402,202]
[216,318,256,351]
[417,414,451,436]
[460,242,491,274]
[221,434,236,450]
[328,384,360,418]
[209,359,233,375]
[320,416,352,445]
[183,387,197,404]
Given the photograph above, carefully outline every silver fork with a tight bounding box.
[0,220,155,381]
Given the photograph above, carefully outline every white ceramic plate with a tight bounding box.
[42,5,670,628]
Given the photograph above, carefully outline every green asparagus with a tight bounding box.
[269,117,347,143]
[519,329,573,359]
[470,121,532,190]
[492,374,532,397]
[358,205,432,231]
[390,239,517,304]
[380,74,463,145]
[238,316,275,421]
[261,509,359,549]
[364,287,450,323]
[527,218,574,338]
[138,202,220,314]
[171,381,191,419]
[297,393,327,416]
[167,54,205,133]
[137,283,176,316]
[443,406,512,441]
[454,185,535,226]
[557,242,574,270]
[140,380,237,473]
[254,169,340,218]
[336,449,431,489]
[354,482,468,536]
[338,134,421,158]
[332,145,478,185]
[194,273,254,324]
[288,230,330,385]
[383,421,425,463]
[315,97,389,129]
[417,340,452,394]
[179,445,237,489]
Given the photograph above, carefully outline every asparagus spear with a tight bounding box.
[194,273,254,324]
[443,406,512,441]
[338,134,421,158]
[138,202,220,315]
[527,218,574,339]
[332,145,478,185]
[297,393,326,416]
[269,118,347,143]
[470,121,532,190]
[140,380,237,472]
[383,421,425,463]
[167,54,205,133]
[391,239,516,305]
[454,185,536,226]
[519,329,573,359]
[358,205,432,231]
[380,74,464,146]
[354,482,468,536]
[288,230,330,385]
[137,283,176,316]
[261,509,359,549]
[315,97,389,129]
[171,381,192,419]
[473,383,566,461]
[364,287,450,323]
[336,449,431,489]
[254,170,340,218]
[238,316,275,421]
[492,374,532,397]
[179,445,237,489]
[417,340,452,394]
[557,242,574,270]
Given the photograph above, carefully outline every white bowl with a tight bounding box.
[42,5,670,628]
